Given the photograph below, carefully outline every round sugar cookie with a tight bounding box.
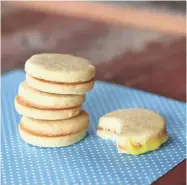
[26,74,95,95]
[18,81,85,108]
[97,108,168,155]
[20,110,89,136]
[18,124,87,147]
[14,96,81,120]
[25,53,96,83]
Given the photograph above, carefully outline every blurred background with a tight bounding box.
[1,1,186,102]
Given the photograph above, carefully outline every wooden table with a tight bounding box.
[2,4,186,185]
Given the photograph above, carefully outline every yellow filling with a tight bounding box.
[123,135,168,155]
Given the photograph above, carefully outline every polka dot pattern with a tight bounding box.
[1,70,186,185]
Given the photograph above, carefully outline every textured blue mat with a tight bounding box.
[1,70,186,185]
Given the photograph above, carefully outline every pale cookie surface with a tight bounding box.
[18,124,87,147]
[25,53,96,82]
[20,110,89,136]
[97,108,168,155]
[26,74,95,95]
[14,96,81,120]
[18,81,85,108]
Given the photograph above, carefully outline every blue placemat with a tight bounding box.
[1,70,186,185]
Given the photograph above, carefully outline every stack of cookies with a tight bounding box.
[14,54,96,147]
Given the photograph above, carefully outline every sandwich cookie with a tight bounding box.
[25,54,96,94]
[20,110,89,136]
[18,110,89,147]
[97,108,168,155]
[14,96,81,120]
[18,81,85,109]
[26,74,95,95]
[18,124,87,147]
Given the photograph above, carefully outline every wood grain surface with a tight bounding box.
[2,4,186,185]
[13,1,186,36]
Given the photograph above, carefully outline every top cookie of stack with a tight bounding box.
[14,54,96,147]
[25,53,96,94]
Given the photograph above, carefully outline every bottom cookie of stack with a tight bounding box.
[18,110,89,147]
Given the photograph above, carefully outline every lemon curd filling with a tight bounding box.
[119,134,168,155]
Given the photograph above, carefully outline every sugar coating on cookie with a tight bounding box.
[14,96,81,120]
[20,110,89,136]
[18,124,87,147]
[26,74,95,95]
[18,81,85,108]
[25,54,96,83]
[97,108,168,155]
